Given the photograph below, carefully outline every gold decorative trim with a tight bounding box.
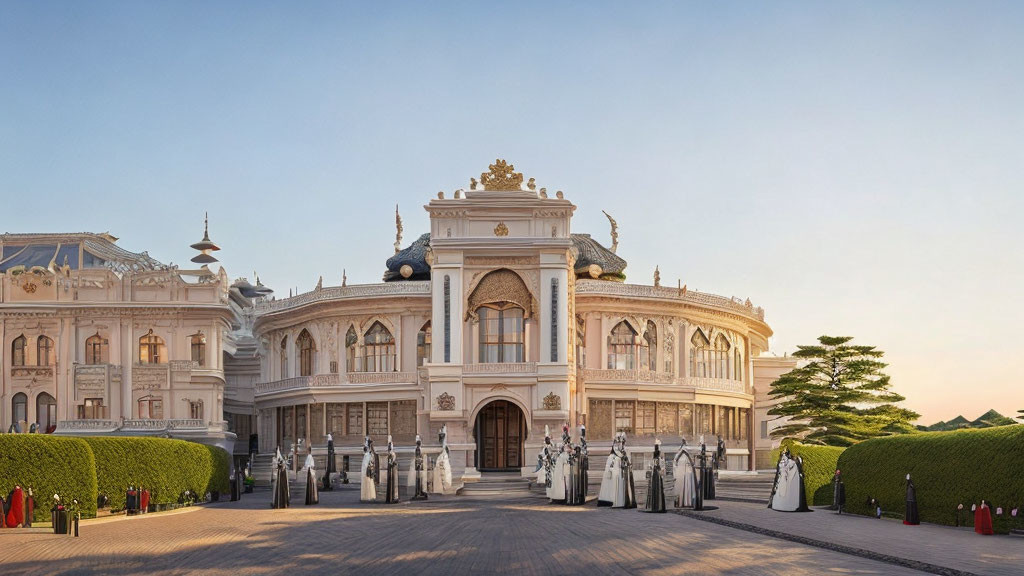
[436,392,456,411]
[542,392,562,411]
[481,159,524,190]
[494,222,509,237]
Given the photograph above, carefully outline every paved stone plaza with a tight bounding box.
[0,487,1017,576]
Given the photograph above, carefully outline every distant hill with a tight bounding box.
[917,409,1018,432]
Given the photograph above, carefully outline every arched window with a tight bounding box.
[279,336,288,379]
[345,326,358,372]
[37,392,57,433]
[607,321,637,370]
[297,329,315,376]
[11,335,26,367]
[417,322,431,366]
[575,315,586,369]
[690,329,710,378]
[640,321,657,371]
[359,322,395,372]
[478,304,525,363]
[713,334,731,379]
[86,333,108,365]
[37,336,54,366]
[12,392,28,426]
[139,330,166,364]
[190,332,207,366]
[735,349,743,381]
[138,395,163,419]
[189,399,204,420]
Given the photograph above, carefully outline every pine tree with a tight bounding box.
[768,335,919,446]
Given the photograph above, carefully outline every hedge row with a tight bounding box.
[84,437,229,511]
[837,425,1024,533]
[0,435,99,522]
[770,441,845,506]
[0,435,228,521]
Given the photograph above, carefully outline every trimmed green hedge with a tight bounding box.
[84,437,229,511]
[837,426,1024,533]
[771,441,845,506]
[0,435,98,522]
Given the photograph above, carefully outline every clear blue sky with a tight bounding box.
[3,1,1022,424]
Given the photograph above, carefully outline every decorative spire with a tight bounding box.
[654,265,660,287]
[394,204,403,255]
[602,210,618,253]
[342,269,347,287]
[316,276,323,291]
[190,212,220,264]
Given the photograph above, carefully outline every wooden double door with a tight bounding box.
[476,400,524,471]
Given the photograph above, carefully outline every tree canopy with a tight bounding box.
[768,335,919,446]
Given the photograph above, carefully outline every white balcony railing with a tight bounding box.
[346,371,416,385]
[463,362,538,375]
[255,374,341,395]
[580,369,747,393]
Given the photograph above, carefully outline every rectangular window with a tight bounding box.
[309,403,325,445]
[636,401,656,437]
[327,403,346,437]
[694,404,713,436]
[761,420,769,440]
[614,400,635,434]
[656,402,678,436]
[389,400,417,443]
[78,398,106,420]
[367,402,388,438]
[345,403,364,441]
[281,406,295,446]
[588,399,613,440]
[679,404,694,438]
[739,408,749,441]
[295,405,308,442]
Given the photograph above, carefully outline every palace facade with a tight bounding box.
[1,161,795,477]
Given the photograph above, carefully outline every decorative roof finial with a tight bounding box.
[316,276,323,291]
[654,266,660,287]
[470,177,478,190]
[526,177,536,191]
[480,159,524,190]
[394,204,403,254]
[342,269,347,287]
[601,210,619,253]
[190,212,220,264]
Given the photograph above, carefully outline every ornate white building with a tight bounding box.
[1,161,795,475]
[246,161,788,478]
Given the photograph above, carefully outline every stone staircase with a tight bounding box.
[460,472,534,498]
[714,472,774,503]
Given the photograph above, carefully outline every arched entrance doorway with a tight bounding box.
[475,400,525,472]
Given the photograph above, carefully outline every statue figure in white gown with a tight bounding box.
[432,424,453,494]
[673,439,698,508]
[538,425,554,491]
[549,425,571,503]
[360,436,377,502]
[598,433,622,507]
[769,449,802,512]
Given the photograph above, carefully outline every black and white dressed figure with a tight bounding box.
[432,424,452,494]
[832,469,846,514]
[617,432,638,509]
[550,425,571,503]
[793,456,810,512]
[903,473,920,525]
[644,439,667,513]
[271,447,290,509]
[572,425,588,505]
[384,435,400,504]
[539,426,554,496]
[769,448,808,512]
[673,438,699,509]
[597,431,621,507]
[408,435,428,500]
[322,433,335,491]
[304,449,319,505]
[360,437,377,502]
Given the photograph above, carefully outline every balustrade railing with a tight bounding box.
[463,362,538,375]
[255,373,341,395]
[579,369,747,393]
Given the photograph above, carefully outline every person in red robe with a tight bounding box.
[975,500,994,535]
[140,487,150,513]
[6,486,25,528]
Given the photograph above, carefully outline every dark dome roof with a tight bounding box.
[384,233,432,281]
[571,234,627,281]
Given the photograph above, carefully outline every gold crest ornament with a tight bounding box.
[494,222,509,237]
[481,159,524,190]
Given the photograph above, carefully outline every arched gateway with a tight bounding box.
[475,400,525,472]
